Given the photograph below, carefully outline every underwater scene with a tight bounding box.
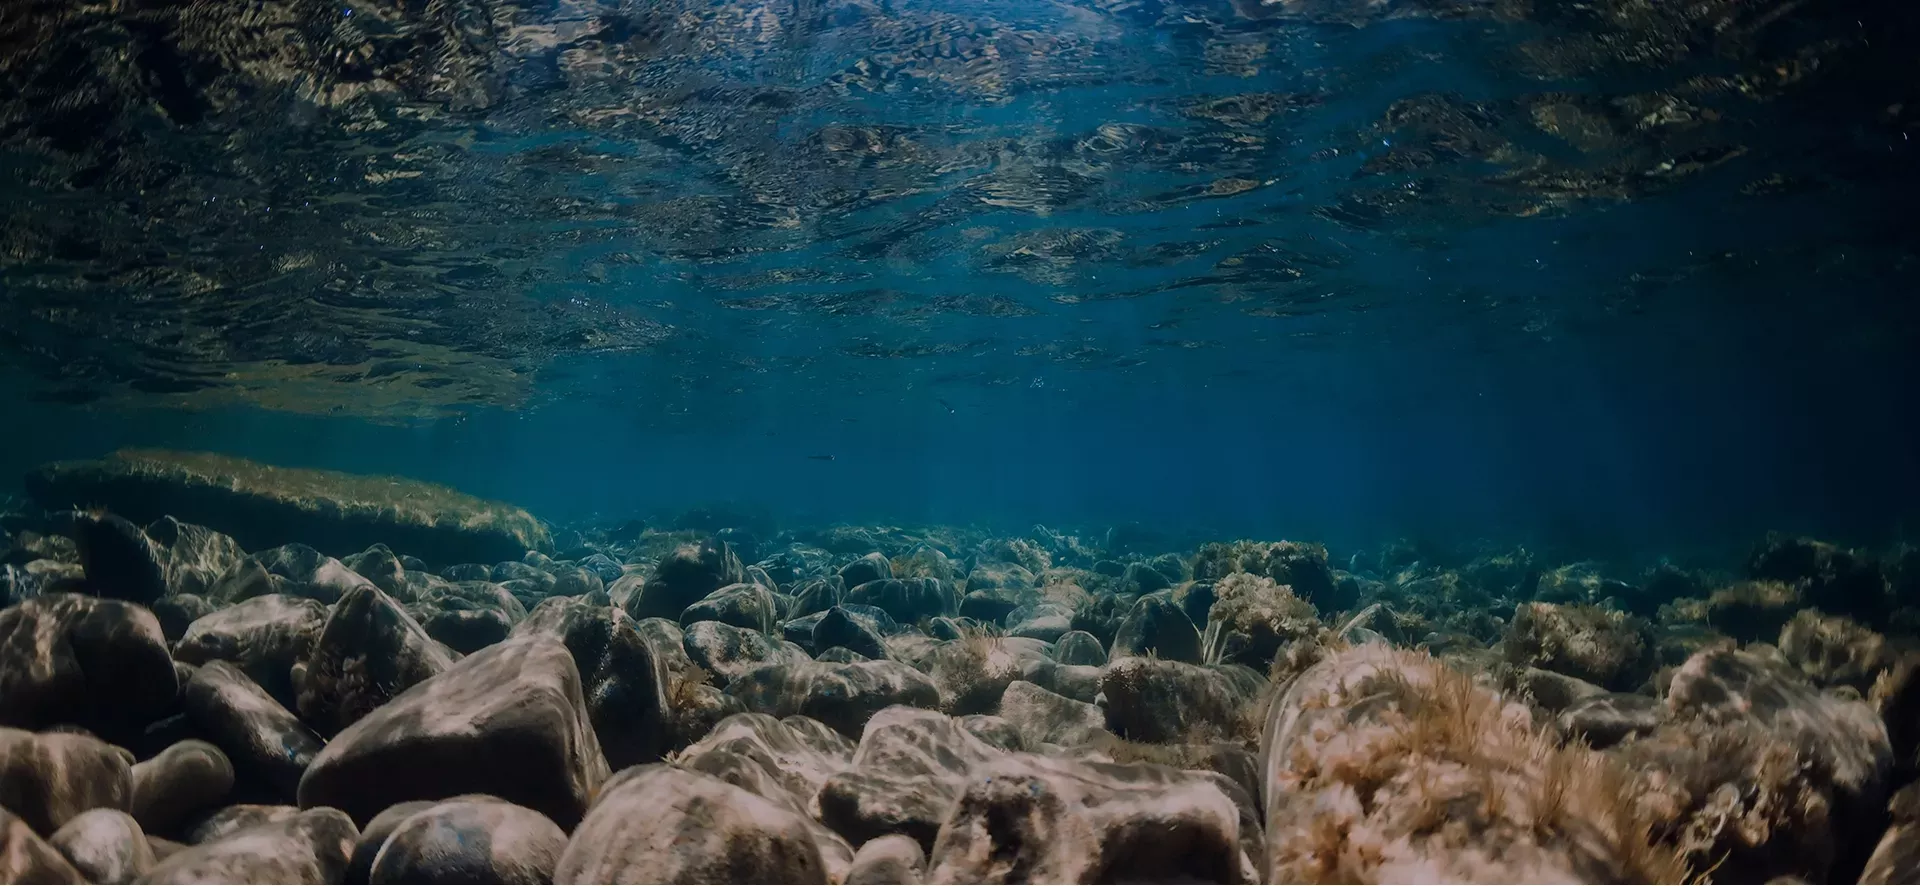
[2,0,1920,880]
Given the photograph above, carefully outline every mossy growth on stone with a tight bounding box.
[26,449,549,565]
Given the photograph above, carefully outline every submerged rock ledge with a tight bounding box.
[24,450,548,566]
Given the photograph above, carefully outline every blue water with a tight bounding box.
[2,0,1917,561]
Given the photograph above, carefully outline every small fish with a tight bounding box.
[807,454,835,461]
[937,398,956,414]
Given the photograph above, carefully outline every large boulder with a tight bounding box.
[1199,572,1328,671]
[996,680,1109,748]
[65,511,169,604]
[135,807,357,884]
[1261,644,1689,883]
[846,578,953,624]
[365,796,567,885]
[1502,601,1656,691]
[838,553,893,590]
[675,713,855,817]
[926,753,1252,884]
[26,450,549,566]
[1111,594,1202,663]
[510,597,671,770]
[172,594,326,708]
[554,765,827,884]
[813,606,889,661]
[49,808,154,884]
[729,659,941,738]
[145,517,246,599]
[1100,657,1264,744]
[295,584,454,736]
[181,662,327,803]
[845,834,924,885]
[297,635,610,829]
[409,579,526,654]
[624,540,745,622]
[1191,540,1336,610]
[683,619,811,686]
[1778,608,1895,690]
[682,581,779,633]
[130,741,234,836]
[0,728,134,836]
[0,594,178,739]
[817,706,1002,850]
[1616,647,1894,882]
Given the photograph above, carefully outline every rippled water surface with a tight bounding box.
[2,0,1917,542]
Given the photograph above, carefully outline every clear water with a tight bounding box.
[2,0,1917,559]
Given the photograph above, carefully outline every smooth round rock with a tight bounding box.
[49,809,154,884]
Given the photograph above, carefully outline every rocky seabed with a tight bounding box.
[5,504,1920,884]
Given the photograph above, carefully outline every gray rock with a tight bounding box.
[136,807,357,884]
[550,565,605,598]
[1779,608,1894,690]
[0,728,134,836]
[0,593,178,738]
[846,578,952,624]
[1615,646,1894,882]
[1503,601,1656,691]
[295,584,454,736]
[1111,594,1202,663]
[510,596,671,770]
[683,619,809,686]
[172,594,326,709]
[624,540,745,622]
[1263,643,1686,883]
[787,577,844,619]
[814,605,888,661]
[342,545,408,598]
[676,713,855,810]
[149,593,218,644]
[1199,572,1327,671]
[682,581,779,633]
[964,562,1034,593]
[816,706,1000,850]
[410,579,527,654]
[1,806,85,883]
[997,680,1109,748]
[1005,603,1073,643]
[130,741,233,836]
[958,590,1020,625]
[838,553,893,590]
[1100,656,1264,743]
[367,796,566,885]
[1053,630,1107,666]
[66,511,170,603]
[845,834,923,885]
[1019,658,1103,704]
[49,809,153,884]
[297,635,610,829]
[555,765,827,884]
[925,753,1250,884]
[181,662,326,803]
[344,800,436,884]
[816,646,869,663]
[729,660,941,738]
[1122,561,1171,595]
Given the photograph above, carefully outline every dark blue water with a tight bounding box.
[2,0,1917,562]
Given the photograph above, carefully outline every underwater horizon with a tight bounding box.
[4,0,1920,882]
[2,0,1918,562]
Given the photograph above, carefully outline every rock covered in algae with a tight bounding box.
[25,449,549,565]
[1259,643,1690,883]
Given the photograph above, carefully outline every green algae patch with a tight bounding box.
[25,449,549,565]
